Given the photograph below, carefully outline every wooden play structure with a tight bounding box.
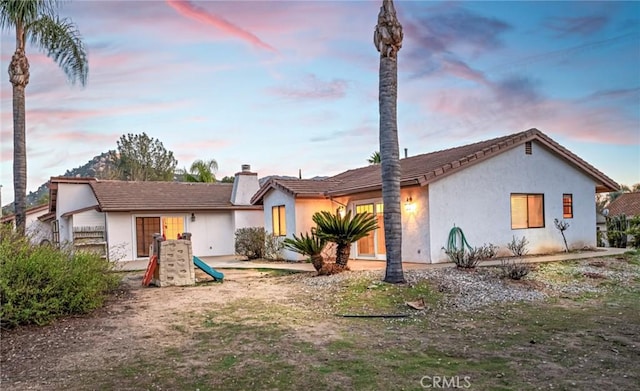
[142,233,223,287]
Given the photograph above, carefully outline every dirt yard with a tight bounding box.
[2,256,639,390]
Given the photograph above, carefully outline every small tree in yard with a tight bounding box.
[312,210,377,269]
[234,227,265,259]
[283,229,327,272]
[554,218,570,252]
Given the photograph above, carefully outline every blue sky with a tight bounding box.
[1,0,639,204]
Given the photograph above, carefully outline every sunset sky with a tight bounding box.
[1,0,639,205]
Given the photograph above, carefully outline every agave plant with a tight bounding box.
[283,229,327,272]
[312,210,378,268]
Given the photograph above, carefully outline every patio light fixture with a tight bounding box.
[404,197,416,213]
[191,213,196,222]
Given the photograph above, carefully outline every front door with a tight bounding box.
[356,203,385,258]
[136,217,160,257]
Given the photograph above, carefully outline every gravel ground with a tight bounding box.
[297,257,639,311]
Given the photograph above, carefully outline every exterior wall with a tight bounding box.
[106,211,237,261]
[291,198,334,260]
[188,212,235,257]
[73,209,106,228]
[24,209,52,245]
[263,189,298,260]
[428,141,598,263]
[56,183,99,243]
[400,186,430,263]
[105,212,134,261]
[233,210,264,230]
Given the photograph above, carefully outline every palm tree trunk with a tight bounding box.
[9,23,30,235]
[335,243,350,268]
[375,0,405,283]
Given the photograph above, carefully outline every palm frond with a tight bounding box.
[312,210,378,245]
[283,231,326,257]
[28,14,88,85]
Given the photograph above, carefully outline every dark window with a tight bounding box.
[563,194,573,218]
[511,194,544,229]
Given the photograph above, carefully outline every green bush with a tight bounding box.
[234,227,266,259]
[0,228,120,329]
[627,216,640,249]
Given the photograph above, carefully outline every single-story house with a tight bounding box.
[1,203,53,245]
[251,128,619,263]
[48,165,262,261]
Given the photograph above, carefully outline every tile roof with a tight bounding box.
[49,177,260,212]
[89,181,256,211]
[0,203,49,223]
[607,192,640,217]
[252,128,619,203]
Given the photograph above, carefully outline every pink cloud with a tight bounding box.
[166,0,276,52]
[268,74,348,101]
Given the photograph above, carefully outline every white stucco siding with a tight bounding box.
[263,189,298,260]
[73,209,106,228]
[24,209,52,245]
[233,210,264,230]
[401,186,431,263]
[428,141,598,263]
[105,213,134,261]
[56,183,99,243]
[189,212,235,257]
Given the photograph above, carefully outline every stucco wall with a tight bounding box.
[73,209,106,228]
[24,209,52,245]
[233,210,264,230]
[105,213,134,261]
[428,141,598,263]
[189,212,235,257]
[400,186,431,263]
[263,189,298,260]
[56,183,99,243]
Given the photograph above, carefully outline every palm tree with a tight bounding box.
[1,0,88,235]
[180,159,218,183]
[313,210,377,268]
[367,151,381,165]
[374,0,404,283]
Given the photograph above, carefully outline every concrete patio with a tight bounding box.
[113,247,630,273]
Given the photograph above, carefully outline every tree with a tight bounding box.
[2,0,88,234]
[220,176,235,183]
[374,0,405,283]
[110,133,177,181]
[312,210,377,269]
[179,159,218,183]
[367,151,381,164]
[283,229,327,272]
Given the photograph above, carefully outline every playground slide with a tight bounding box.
[193,256,224,281]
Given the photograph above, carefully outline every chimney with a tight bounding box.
[404,148,408,158]
[230,164,259,205]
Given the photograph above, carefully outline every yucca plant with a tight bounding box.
[312,210,378,268]
[283,229,327,271]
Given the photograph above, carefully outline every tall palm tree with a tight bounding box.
[1,0,88,235]
[374,0,404,283]
[313,210,378,268]
[180,159,218,183]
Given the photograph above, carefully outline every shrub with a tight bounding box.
[500,259,531,280]
[264,232,284,260]
[606,214,628,248]
[627,216,640,249]
[444,243,497,269]
[234,227,266,259]
[507,236,529,257]
[283,230,327,271]
[0,227,120,329]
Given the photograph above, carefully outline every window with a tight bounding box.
[272,205,286,236]
[510,194,544,229]
[525,141,532,155]
[563,194,573,218]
